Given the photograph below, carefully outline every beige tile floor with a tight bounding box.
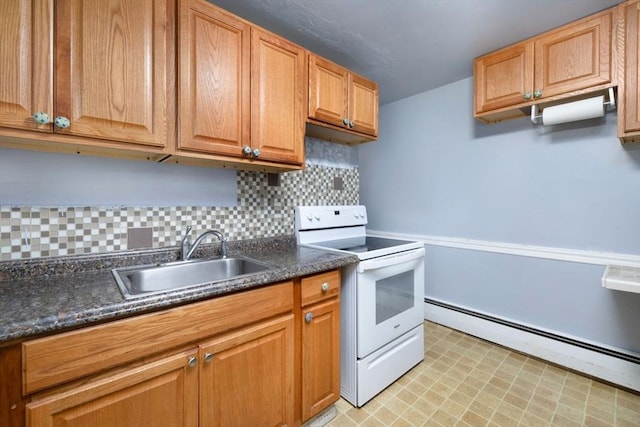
[327,321,640,427]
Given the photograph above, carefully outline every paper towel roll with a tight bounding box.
[542,95,604,125]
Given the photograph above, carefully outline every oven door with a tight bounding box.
[356,247,425,358]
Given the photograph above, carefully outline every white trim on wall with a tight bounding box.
[367,230,640,267]
[425,300,640,392]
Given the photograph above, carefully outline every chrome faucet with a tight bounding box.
[180,227,228,260]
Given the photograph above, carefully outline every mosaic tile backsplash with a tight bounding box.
[0,164,359,260]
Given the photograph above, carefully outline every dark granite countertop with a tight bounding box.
[0,236,357,343]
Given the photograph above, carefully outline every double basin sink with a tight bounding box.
[112,256,272,299]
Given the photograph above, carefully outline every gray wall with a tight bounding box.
[0,149,237,206]
[359,77,640,354]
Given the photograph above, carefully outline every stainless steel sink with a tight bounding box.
[112,256,272,299]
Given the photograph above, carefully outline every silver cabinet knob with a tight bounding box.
[252,148,260,158]
[242,146,252,155]
[342,118,349,126]
[534,90,543,98]
[349,121,354,128]
[188,356,197,368]
[321,283,329,293]
[33,112,50,124]
[204,352,213,363]
[523,92,532,100]
[305,312,313,323]
[54,116,70,129]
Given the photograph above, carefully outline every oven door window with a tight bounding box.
[376,270,414,324]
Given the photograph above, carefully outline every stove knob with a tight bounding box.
[306,213,313,221]
[314,214,320,220]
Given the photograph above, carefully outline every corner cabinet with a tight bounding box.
[620,0,640,143]
[474,8,614,123]
[0,0,173,157]
[176,0,305,171]
[307,54,378,144]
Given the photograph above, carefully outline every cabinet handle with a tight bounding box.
[54,116,70,129]
[321,282,329,293]
[252,148,260,158]
[305,312,313,323]
[523,92,532,100]
[33,112,50,124]
[534,89,543,99]
[188,356,197,368]
[242,146,252,155]
[349,121,354,128]
[204,352,214,363]
[342,118,349,126]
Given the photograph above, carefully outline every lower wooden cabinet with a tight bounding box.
[200,314,294,427]
[25,315,295,427]
[300,270,341,422]
[12,271,344,427]
[301,298,341,421]
[26,348,199,427]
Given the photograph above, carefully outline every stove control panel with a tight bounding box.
[295,205,367,230]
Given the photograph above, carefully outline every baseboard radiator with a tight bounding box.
[424,298,640,392]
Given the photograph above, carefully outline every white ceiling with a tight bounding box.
[208,0,622,105]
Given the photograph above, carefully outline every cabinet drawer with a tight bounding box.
[301,270,340,307]
[23,281,293,394]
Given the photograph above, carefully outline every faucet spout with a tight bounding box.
[183,229,227,260]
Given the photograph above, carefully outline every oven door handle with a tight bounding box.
[357,247,425,273]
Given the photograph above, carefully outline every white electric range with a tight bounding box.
[295,205,425,407]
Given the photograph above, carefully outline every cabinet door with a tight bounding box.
[200,314,294,427]
[534,11,611,99]
[178,0,250,156]
[251,28,305,165]
[349,74,378,136]
[624,2,640,135]
[474,41,534,114]
[54,0,170,147]
[26,349,198,427]
[308,55,349,128]
[0,0,52,132]
[302,298,341,422]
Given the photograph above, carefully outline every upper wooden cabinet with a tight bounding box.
[251,28,306,165]
[0,0,52,132]
[308,54,378,143]
[620,1,640,142]
[474,41,534,115]
[177,1,250,157]
[475,8,614,123]
[0,0,173,152]
[176,0,305,170]
[0,0,374,168]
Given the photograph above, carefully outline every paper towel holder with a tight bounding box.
[531,87,616,124]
